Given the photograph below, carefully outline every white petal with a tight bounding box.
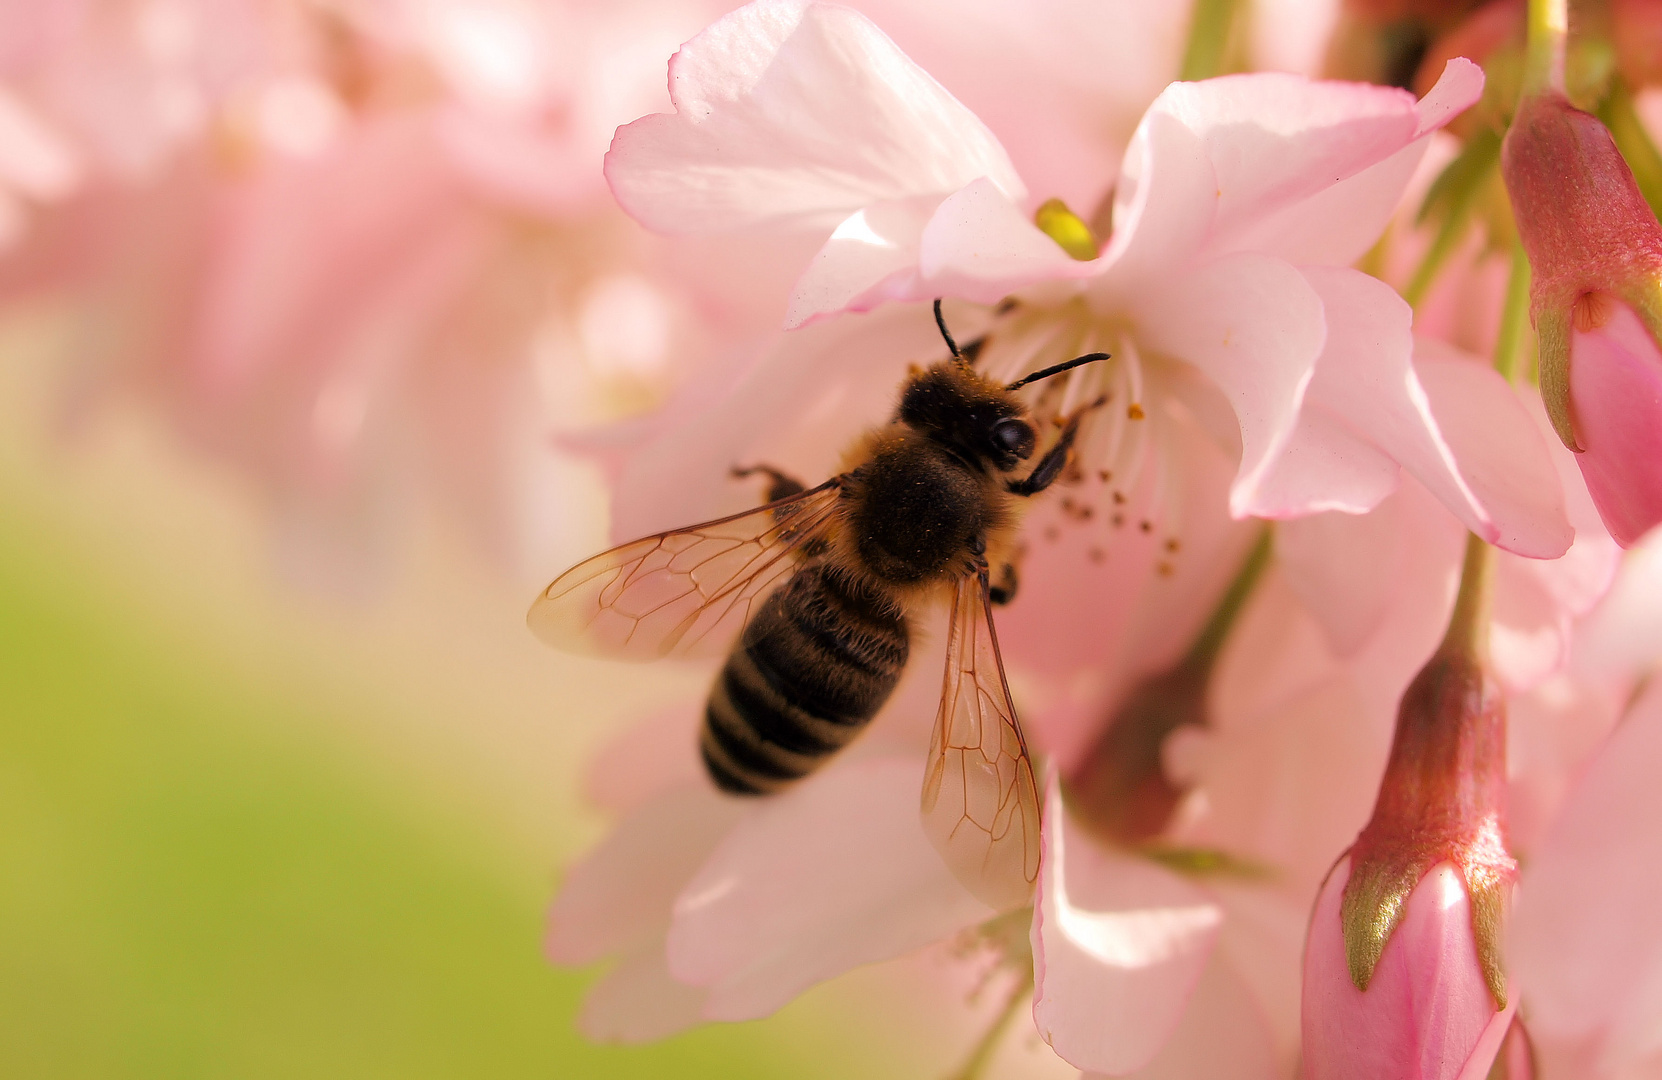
[666,757,993,1021]
[605,0,1023,234]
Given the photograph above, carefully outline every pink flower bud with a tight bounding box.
[1302,627,1520,1078]
[1501,91,1662,545]
[1303,860,1517,1080]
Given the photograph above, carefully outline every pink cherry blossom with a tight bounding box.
[606,0,1572,570]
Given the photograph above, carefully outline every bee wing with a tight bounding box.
[527,480,844,661]
[920,566,1041,911]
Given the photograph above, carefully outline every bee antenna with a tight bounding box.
[1006,352,1111,392]
[933,299,968,368]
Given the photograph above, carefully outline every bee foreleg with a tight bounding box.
[731,463,807,503]
[1007,396,1107,497]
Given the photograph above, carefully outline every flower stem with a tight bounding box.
[1523,0,1567,96]
[1441,531,1496,662]
[1493,238,1533,384]
[1186,524,1273,669]
[943,967,1035,1080]
[1179,0,1243,81]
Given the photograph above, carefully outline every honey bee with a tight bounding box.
[529,302,1106,909]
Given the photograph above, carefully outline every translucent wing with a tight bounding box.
[528,480,843,661]
[920,566,1041,910]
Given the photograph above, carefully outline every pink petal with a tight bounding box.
[1032,783,1223,1074]
[604,0,1024,235]
[1576,526,1662,681]
[665,757,992,1021]
[578,944,709,1044]
[918,175,1101,300]
[1096,109,1219,293]
[580,704,704,815]
[1276,500,1406,656]
[1512,683,1662,1070]
[1302,861,1508,1080]
[1148,63,1480,264]
[546,784,744,965]
[1414,59,1488,137]
[1131,252,1326,519]
[1249,268,1418,522]
[1243,267,1571,559]
[1084,951,1280,1080]
[1171,663,1391,895]
[1568,302,1662,547]
[1489,553,1569,693]
[1413,344,1573,558]
[784,195,937,328]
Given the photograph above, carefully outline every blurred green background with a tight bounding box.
[0,307,928,1078]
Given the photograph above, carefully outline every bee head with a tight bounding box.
[897,362,1035,472]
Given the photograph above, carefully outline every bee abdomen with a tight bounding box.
[700,565,907,796]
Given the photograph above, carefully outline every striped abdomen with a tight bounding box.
[700,563,908,795]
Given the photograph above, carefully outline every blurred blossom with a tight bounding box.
[0,0,743,589]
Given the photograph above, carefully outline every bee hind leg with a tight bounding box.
[731,463,807,503]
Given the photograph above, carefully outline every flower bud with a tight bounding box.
[1501,90,1662,544]
[1301,638,1519,1078]
[1303,860,1517,1080]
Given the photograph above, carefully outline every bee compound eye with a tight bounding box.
[991,418,1036,460]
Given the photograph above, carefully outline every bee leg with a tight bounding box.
[731,463,807,503]
[1007,395,1109,498]
[989,561,1019,606]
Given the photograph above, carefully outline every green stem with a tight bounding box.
[943,968,1035,1080]
[1440,531,1496,661]
[1185,525,1273,669]
[1179,0,1242,81]
[1493,238,1533,384]
[1523,0,1567,96]
[1402,215,1469,309]
[1601,80,1662,220]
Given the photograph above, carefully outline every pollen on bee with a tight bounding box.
[1127,403,1146,420]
